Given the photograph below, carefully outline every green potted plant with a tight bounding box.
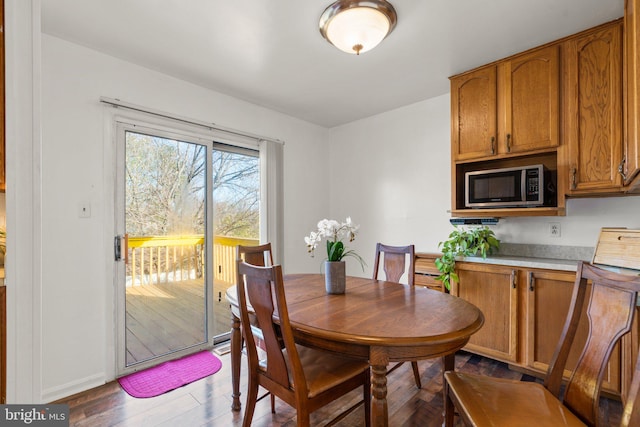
[435,225,500,291]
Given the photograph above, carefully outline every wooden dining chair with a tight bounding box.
[373,243,415,286]
[236,260,371,427]
[236,243,276,409]
[372,243,421,388]
[237,242,274,267]
[444,261,640,427]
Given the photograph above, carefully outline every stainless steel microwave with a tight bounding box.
[465,165,548,208]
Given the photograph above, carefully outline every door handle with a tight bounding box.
[114,234,129,264]
[114,235,121,261]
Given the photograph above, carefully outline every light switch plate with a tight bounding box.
[79,203,91,218]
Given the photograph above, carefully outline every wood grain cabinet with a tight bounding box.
[450,43,563,217]
[449,19,637,216]
[453,262,622,395]
[414,253,443,292]
[500,45,560,156]
[564,20,624,195]
[450,66,498,161]
[522,268,620,393]
[451,262,518,363]
[625,0,640,192]
[450,45,560,162]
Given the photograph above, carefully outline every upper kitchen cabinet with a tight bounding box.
[449,18,635,217]
[450,45,560,163]
[450,43,564,217]
[563,20,623,195]
[625,0,640,192]
[450,66,497,161]
[500,45,560,156]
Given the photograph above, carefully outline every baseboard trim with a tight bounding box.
[42,373,106,403]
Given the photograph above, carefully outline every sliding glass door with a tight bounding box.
[114,116,271,375]
[211,145,260,339]
[116,123,212,372]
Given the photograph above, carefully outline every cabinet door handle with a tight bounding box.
[506,134,511,152]
[491,136,496,155]
[511,270,517,289]
[618,234,640,241]
[618,155,627,181]
[528,271,535,291]
[570,167,577,190]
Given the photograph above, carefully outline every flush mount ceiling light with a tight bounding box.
[319,0,397,55]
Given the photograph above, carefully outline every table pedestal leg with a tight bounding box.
[442,353,455,427]
[231,313,242,411]
[371,363,388,427]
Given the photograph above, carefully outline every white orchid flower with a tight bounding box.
[304,217,365,270]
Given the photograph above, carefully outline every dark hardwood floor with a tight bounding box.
[56,349,623,426]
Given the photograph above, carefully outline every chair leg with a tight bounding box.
[242,375,259,427]
[443,354,455,427]
[364,370,371,427]
[444,380,455,427]
[411,361,421,389]
[270,393,275,413]
[297,407,311,427]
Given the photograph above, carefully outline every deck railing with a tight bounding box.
[127,235,259,286]
[212,236,260,284]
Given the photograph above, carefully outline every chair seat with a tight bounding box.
[259,344,369,398]
[444,371,587,427]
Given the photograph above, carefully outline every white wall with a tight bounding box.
[328,95,452,277]
[329,94,640,277]
[6,0,42,405]
[38,34,330,401]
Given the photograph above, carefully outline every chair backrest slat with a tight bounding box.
[237,243,274,267]
[544,261,640,426]
[236,260,307,398]
[372,243,415,286]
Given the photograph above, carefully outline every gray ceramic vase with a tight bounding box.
[324,260,346,294]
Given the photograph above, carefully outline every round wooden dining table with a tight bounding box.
[226,273,484,427]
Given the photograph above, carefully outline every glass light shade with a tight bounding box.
[325,8,390,54]
[319,1,397,55]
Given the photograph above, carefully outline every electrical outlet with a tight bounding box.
[548,222,561,238]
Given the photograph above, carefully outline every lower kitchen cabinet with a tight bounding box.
[452,262,518,362]
[523,268,620,393]
[414,253,444,292]
[454,261,622,395]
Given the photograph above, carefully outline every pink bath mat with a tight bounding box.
[118,350,222,398]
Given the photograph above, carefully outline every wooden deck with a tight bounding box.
[125,279,233,365]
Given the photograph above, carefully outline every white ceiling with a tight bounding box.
[41,0,624,128]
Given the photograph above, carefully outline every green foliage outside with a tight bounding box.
[126,131,259,239]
